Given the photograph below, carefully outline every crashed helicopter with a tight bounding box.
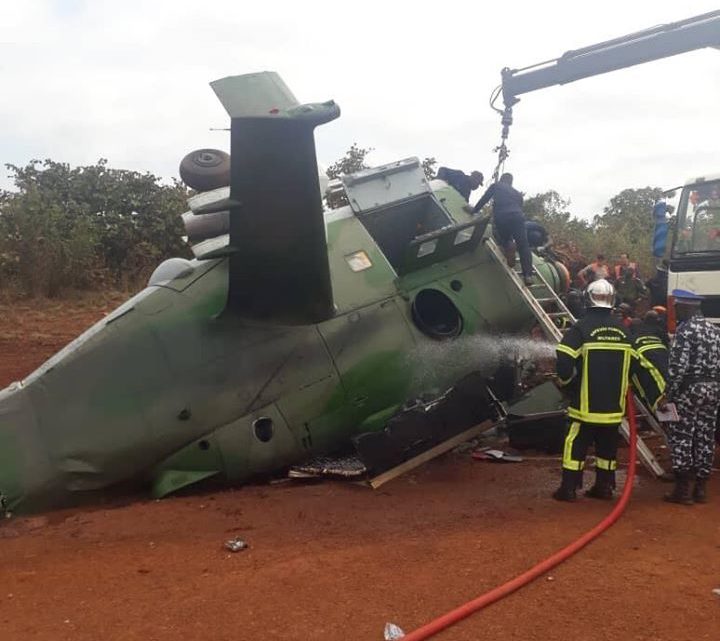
[0,72,570,514]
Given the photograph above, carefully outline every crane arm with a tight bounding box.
[487,10,720,182]
[501,10,720,107]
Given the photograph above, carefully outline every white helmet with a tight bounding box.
[586,278,615,308]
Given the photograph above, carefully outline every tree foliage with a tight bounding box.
[524,187,663,278]
[524,190,593,262]
[593,187,662,272]
[0,159,190,296]
[421,157,437,180]
[325,143,373,181]
[325,143,373,208]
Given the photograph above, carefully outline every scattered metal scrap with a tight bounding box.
[288,455,367,480]
[384,622,406,640]
[472,448,523,463]
[224,537,249,553]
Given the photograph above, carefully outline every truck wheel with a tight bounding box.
[179,149,231,191]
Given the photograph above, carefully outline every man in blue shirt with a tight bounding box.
[473,173,533,286]
[525,220,550,251]
[436,167,484,202]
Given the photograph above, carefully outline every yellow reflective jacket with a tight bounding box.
[556,308,633,424]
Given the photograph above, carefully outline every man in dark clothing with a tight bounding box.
[553,279,659,501]
[661,289,720,505]
[525,220,550,251]
[553,279,635,501]
[436,167,484,202]
[640,309,669,346]
[631,315,668,412]
[646,263,669,307]
[615,267,648,311]
[473,173,533,286]
[649,307,670,346]
[564,288,585,319]
[616,302,634,329]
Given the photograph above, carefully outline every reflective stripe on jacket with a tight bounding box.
[631,333,668,410]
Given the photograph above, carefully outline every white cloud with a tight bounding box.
[1,0,719,217]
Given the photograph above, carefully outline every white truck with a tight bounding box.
[667,173,720,328]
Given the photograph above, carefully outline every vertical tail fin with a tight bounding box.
[211,73,339,324]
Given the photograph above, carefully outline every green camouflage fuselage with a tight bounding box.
[0,185,563,513]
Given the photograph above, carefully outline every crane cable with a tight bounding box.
[398,392,639,641]
[488,84,512,183]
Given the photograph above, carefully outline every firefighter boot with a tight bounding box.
[586,469,614,500]
[575,469,585,490]
[663,471,694,505]
[693,477,708,504]
[552,470,579,502]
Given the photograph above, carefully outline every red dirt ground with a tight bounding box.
[0,297,718,641]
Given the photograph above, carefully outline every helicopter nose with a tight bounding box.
[0,383,50,514]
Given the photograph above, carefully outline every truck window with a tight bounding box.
[672,180,720,254]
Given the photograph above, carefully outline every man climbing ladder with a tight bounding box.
[473,173,534,286]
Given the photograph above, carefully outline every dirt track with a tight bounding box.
[1,297,718,641]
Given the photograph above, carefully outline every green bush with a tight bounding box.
[0,159,190,297]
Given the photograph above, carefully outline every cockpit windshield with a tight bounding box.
[672,179,720,254]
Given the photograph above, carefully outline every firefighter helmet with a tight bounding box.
[586,279,615,308]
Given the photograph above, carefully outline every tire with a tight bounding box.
[179,149,231,191]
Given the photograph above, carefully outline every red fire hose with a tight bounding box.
[400,392,639,641]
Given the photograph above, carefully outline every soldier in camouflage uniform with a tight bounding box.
[662,289,720,505]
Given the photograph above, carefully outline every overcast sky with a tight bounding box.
[2,1,719,218]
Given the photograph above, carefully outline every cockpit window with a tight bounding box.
[357,197,452,269]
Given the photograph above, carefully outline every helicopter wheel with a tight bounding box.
[179,148,231,192]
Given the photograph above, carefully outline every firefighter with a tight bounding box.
[646,308,670,346]
[631,313,668,413]
[660,289,720,505]
[553,279,634,501]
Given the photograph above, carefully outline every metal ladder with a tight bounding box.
[485,237,666,477]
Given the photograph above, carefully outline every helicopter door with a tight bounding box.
[341,157,455,271]
[341,157,433,212]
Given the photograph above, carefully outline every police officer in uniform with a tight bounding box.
[553,279,635,501]
[661,289,720,505]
